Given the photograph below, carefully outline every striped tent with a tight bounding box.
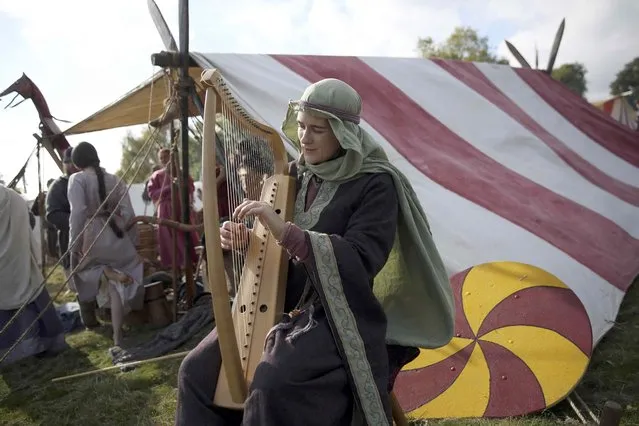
[65,54,639,417]
[190,54,637,340]
[592,91,638,131]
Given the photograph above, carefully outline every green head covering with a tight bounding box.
[282,78,388,181]
[282,78,455,349]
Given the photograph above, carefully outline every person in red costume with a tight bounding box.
[146,148,198,270]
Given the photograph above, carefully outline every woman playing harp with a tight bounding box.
[176,78,455,425]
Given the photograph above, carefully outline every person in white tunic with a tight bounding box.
[67,141,145,347]
[0,184,67,365]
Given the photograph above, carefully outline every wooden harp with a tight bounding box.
[199,69,296,409]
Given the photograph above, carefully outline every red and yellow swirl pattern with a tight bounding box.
[394,261,593,419]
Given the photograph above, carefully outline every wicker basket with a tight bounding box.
[136,223,158,263]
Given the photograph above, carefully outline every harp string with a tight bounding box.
[220,105,243,343]
[217,100,276,361]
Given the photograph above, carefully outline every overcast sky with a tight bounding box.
[0,0,636,198]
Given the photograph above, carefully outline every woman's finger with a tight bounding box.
[233,199,262,218]
[233,199,252,213]
[244,205,268,222]
[220,227,232,239]
[235,202,258,221]
[232,203,248,220]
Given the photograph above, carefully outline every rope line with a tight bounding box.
[0,94,177,364]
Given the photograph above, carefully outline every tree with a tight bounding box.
[116,128,166,184]
[115,126,202,184]
[609,57,639,97]
[551,63,588,97]
[417,26,509,64]
[0,173,4,185]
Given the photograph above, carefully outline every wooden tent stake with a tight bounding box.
[51,350,191,383]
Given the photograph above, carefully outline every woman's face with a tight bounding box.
[158,150,170,166]
[296,111,341,165]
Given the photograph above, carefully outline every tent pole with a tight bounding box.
[36,138,46,277]
[178,0,195,308]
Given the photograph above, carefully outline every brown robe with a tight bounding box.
[175,164,418,425]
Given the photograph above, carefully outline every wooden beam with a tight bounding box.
[33,133,63,173]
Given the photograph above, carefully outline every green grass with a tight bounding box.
[1,267,637,425]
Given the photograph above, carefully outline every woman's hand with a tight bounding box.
[220,221,250,251]
[233,199,287,241]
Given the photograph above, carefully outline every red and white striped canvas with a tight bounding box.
[192,53,638,347]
